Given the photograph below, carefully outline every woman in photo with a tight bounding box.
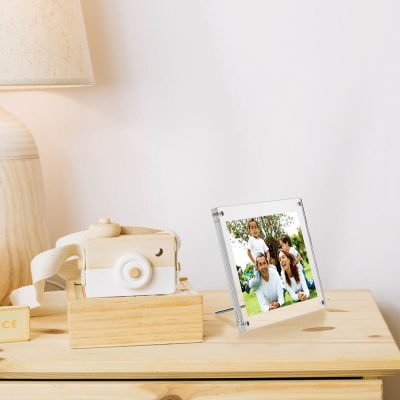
[278,249,310,302]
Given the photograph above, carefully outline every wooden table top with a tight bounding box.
[0,289,399,380]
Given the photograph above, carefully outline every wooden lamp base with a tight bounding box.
[0,106,50,305]
[67,277,204,348]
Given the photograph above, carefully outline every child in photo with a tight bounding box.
[247,219,270,264]
[247,219,274,291]
[280,234,315,290]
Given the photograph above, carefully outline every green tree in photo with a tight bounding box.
[226,214,294,262]
[290,228,309,264]
[244,262,255,278]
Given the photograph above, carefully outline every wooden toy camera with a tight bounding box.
[80,219,179,298]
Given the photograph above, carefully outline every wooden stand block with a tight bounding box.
[67,278,203,348]
[0,305,30,343]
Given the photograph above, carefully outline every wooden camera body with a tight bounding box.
[67,220,203,348]
[83,219,179,298]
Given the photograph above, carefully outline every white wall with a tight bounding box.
[0,0,399,396]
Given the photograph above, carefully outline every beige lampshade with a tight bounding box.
[0,0,95,88]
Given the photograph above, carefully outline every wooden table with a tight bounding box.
[0,290,399,399]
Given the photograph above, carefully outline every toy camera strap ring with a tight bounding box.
[9,226,180,316]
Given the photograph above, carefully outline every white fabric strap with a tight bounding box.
[10,243,81,315]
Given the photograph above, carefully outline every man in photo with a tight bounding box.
[251,253,285,312]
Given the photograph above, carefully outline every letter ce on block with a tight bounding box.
[0,306,30,343]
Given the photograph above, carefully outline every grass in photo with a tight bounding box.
[228,212,318,317]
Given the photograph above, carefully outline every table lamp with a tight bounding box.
[0,0,94,305]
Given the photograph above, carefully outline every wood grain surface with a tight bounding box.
[0,380,383,400]
[67,279,203,348]
[0,290,399,379]
[0,107,50,306]
[0,158,50,305]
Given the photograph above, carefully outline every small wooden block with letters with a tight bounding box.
[67,277,203,348]
[0,305,30,343]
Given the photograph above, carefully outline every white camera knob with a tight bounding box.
[114,253,152,289]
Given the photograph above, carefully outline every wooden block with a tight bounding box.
[0,305,30,343]
[67,278,203,348]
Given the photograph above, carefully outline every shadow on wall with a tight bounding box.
[380,305,400,348]
[41,0,131,117]
[54,0,138,122]
[81,0,123,87]
[380,305,400,400]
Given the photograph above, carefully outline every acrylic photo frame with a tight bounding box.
[212,198,325,332]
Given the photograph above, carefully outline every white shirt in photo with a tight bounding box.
[247,236,269,260]
[254,268,285,312]
[289,246,299,258]
[289,246,304,270]
[281,266,310,302]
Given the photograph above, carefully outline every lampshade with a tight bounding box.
[0,0,95,88]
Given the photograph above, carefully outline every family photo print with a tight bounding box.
[212,199,325,331]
